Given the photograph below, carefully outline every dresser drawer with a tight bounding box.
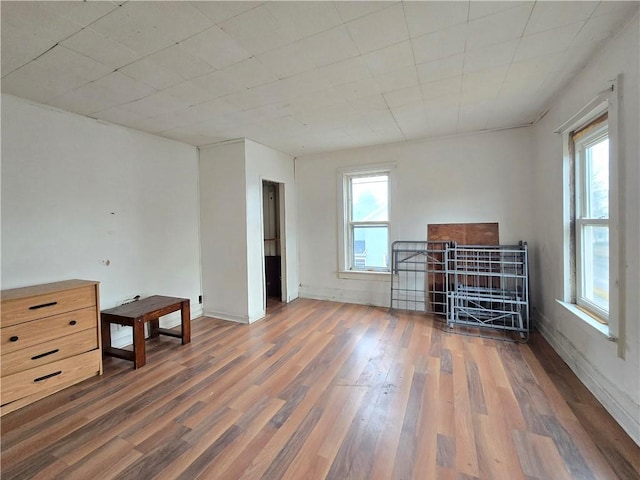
[1,284,96,328]
[1,329,98,377]
[1,350,101,406]
[1,307,96,355]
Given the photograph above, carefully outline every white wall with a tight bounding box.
[199,141,249,322]
[531,13,640,444]
[1,94,202,347]
[245,139,298,319]
[199,139,297,323]
[295,127,534,306]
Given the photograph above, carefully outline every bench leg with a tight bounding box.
[133,318,146,369]
[101,316,112,353]
[149,317,159,338]
[181,301,191,345]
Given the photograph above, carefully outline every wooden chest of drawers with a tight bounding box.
[1,279,102,415]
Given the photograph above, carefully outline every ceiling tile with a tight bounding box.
[255,43,317,80]
[318,57,372,87]
[119,58,183,90]
[265,2,343,42]
[383,85,423,108]
[572,8,637,45]
[92,106,147,127]
[179,26,251,71]
[1,22,55,75]
[174,99,240,126]
[190,1,261,24]
[1,2,83,44]
[1,45,111,103]
[362,41,414,77]
[346,4,409,54]
[162,81,219,106]
[390,104,428,138]
[119,92,190,118]
[145,45,214,81]
[349,93,389,114]
[591,1,640,18]
[297,26,360,67]
[91,2,213,57]
[501,53,565,97]
[513,22,583,63]
[48,72,155,115]
[218,5,291,55]
[468,1,533,21]
[466,4,534,51]
[461,66,508,104]
[217,58,279,90]
[333,78,382,101]
[61,27,140,70]
[374,66,419,93]
[417,55,464,84]
[463,39,519,74]
[411,23,467,64]
[420,76,462,102]
[524,1,599,36]
[333,1,398,23]
[46,2,120,27]
[458,100,493,132]
[404,1,469,38]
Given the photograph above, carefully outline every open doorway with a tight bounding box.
[262,180,285,311]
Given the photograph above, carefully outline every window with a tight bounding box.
[572,115,609,321]
[343,171,390,272]
[558,78,621,341]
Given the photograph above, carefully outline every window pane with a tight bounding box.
[351,175,388,221]
[585,137,609,219]
[581,225,609,312]
[352,226,388,269]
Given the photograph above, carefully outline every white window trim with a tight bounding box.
[557,77,622,347]
[574,122,609,321]
[337,163,395,278]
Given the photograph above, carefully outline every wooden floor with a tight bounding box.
[1,299,639,480]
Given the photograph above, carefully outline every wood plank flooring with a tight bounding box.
[1,299,639,479]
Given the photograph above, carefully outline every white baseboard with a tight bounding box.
[298,285,389,308]
[202,308,250,324]
[535,310,640,446]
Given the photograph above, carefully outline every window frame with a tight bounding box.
[346,172,390,272]
[573,120,609,321]
[337,163,395,278]
[557,77,621,344]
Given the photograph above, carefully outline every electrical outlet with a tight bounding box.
[199,295,203,304]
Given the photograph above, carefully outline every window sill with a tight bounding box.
[338,270,391,281]
[556,300,616,341]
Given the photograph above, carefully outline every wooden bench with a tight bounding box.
[101,296,190,369]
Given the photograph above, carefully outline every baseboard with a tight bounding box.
[535,310,640,446]
[202,308,250,324]
[298,285,389,308]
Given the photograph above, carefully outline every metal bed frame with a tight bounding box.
[390,240,530,341]
[390,241,452,315]
[446,242,530,340]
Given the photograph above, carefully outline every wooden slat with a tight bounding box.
[0,299,637,480]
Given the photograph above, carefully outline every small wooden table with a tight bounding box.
[101,296,190,369]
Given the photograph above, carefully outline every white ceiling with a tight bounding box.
[2,1,637,156]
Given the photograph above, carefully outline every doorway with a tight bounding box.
[262,180,284,310]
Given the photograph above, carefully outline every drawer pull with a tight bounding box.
[69,320,77,326]
[31,349,60,360]
[34,371,62,382]
[29,301,58,310]
[9,336,19,342]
